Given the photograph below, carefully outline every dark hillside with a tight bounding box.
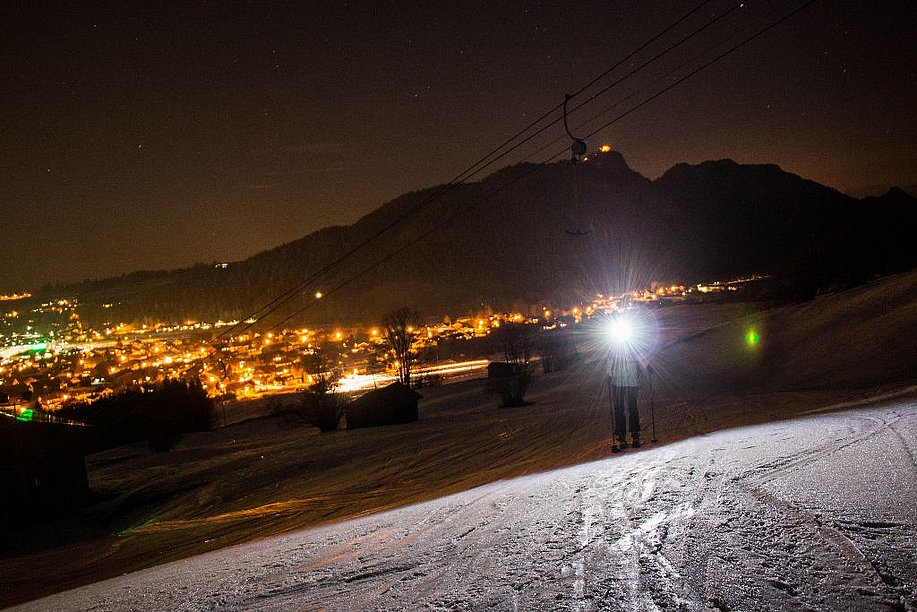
[655,159,855,280]
[41,153,916,326]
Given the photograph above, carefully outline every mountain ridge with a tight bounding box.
[36,152,917,326]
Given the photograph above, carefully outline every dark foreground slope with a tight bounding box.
[25,403,916,611]
[43,152,916,325]
[652,268,917,396]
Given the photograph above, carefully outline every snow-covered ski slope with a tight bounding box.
[21,400,916,611]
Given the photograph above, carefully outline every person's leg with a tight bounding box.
[607,378,619,450]
[613,385,628,448]
[627,386,641,447]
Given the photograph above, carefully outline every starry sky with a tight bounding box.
[2,0,915,291]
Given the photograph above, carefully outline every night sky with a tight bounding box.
[2,0,915,292]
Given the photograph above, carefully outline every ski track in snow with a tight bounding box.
[17,402,917,611]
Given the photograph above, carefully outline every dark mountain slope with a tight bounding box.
[655,159,857,280]
[43,152,916,326]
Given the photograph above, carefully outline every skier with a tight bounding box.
[606,337,644,452]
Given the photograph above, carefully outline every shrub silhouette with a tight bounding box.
[490,323,535,407]
[299,387,343,433]
[58,379,213,452]
[539,330,579,373]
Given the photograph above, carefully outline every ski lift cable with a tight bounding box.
[427,0,748,195]
[574,6,779,130]
[581,0,819,143]
[517,0,798,164]
[448,0,750,180]
[212,0,723,343]
[210,0,735,344]
[442,0,718,186]
[216,0,817,350]
[563,1,746,127]
[244,0,816,340]
[263,0,820,333]
[268,161,560,332]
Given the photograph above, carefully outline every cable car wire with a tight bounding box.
[260,0,819,335]
[212,1,750,344]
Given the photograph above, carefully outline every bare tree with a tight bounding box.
[382,307,421,388]
[299,343,343,432]
[493,322,535,406]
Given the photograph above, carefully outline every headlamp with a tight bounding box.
[608,317,633,345]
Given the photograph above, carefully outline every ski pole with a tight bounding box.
[649,365,658,443]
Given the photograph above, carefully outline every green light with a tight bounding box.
[16,408,35,422]
[29,342,47,352]
[745,329,760,346]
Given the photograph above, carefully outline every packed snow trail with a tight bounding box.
[20,400,916,611]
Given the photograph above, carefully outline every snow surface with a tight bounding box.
[20,400,916,611]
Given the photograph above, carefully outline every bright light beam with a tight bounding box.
[608,317,634,346]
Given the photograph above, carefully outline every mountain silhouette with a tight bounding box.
[43,152,916,326]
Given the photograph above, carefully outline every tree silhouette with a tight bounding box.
[298,343,343,432]
[493,322,535,406]
[382,307,421,388]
